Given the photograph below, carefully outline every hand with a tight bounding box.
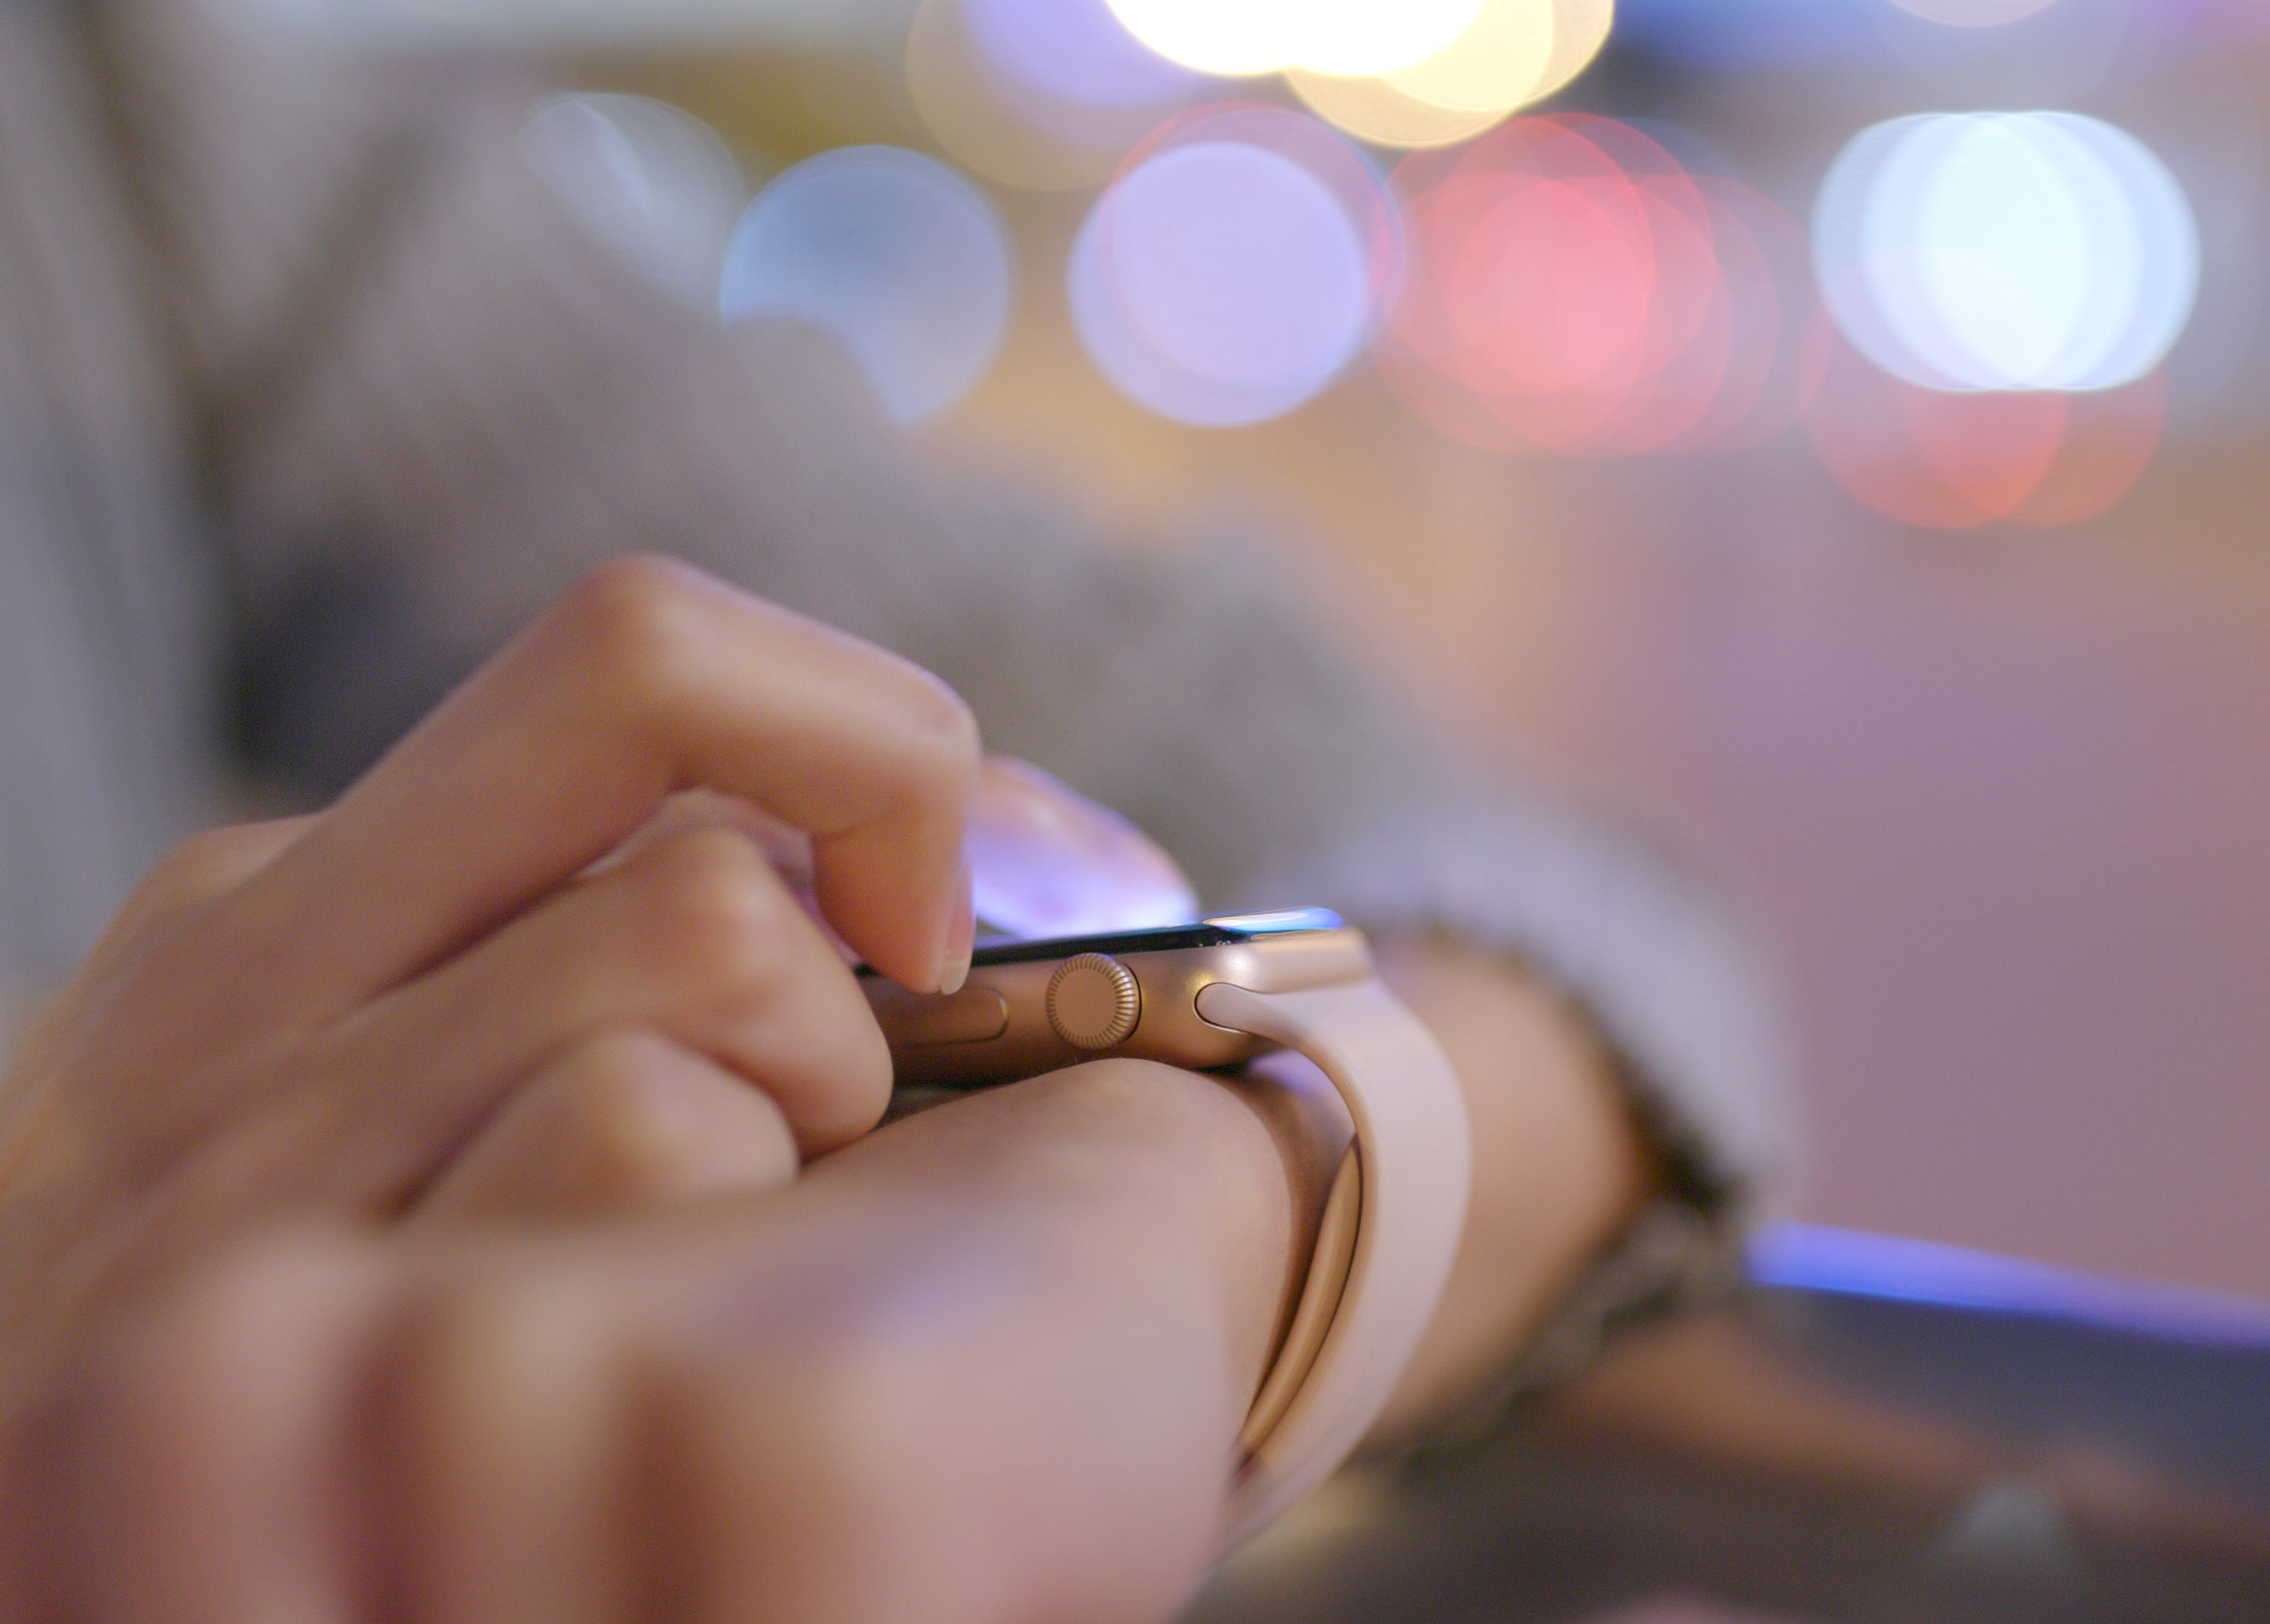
[0,551,1308,1623]
[0,550,1651,1621]
[14,1058,1330,1624]
[0,556,979,1396]
[410,755,1205,1224]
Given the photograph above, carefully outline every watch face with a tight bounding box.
[959,907,1345,968]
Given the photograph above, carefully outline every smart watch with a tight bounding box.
[861,909,1471,1543]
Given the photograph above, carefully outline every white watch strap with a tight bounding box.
[1195,979,1471,1546]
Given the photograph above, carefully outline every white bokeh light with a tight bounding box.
[1815,111,2198,392]
[1101,0,1487,78]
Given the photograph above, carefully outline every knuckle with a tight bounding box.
[104,1231,369,1458]
[554,1033,689,1157]
[140,828,238,899]
[389,1265,593,1433]
[131,823,282,920]
[556,1025,686,1097]
[633,828,796,986]
[554,1033,778,1192]
[553,554,711,709]
[156,1230,355,1368]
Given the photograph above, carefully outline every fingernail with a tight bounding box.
[936,862,974,995]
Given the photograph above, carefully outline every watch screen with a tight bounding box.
[962,907,1344,967]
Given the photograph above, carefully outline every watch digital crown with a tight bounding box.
[1044,953,1142,1050]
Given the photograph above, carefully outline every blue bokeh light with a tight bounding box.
[720,146,1014,421]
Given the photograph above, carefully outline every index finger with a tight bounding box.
[219,557,978,1015]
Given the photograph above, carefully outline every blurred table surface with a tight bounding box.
[1183,1283,2270,1624]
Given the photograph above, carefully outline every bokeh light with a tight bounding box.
[1815,112,2199,393]
[1877,0,2149,110]
[1070,108,1391,425]
[1888,0,2066,25]
[720,147,1014,421]
[1674,174,1825,451]
[518,92,745,308]
[1378,115,1816,456]
[1397,0,1614,112]
[907,0,1195,191]
[1286,69,1517,150]
[1386,0,1557,114]
[1101,0,1487,78]
[963,0,1197,109]
[1805,323,2167,528]
[1289,0,1615,150]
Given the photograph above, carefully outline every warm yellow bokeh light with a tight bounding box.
[1286,68,1514,150]
[1103,0,1487,79]
[1525,0,1614,110]
[1385,0,1555,115]
[1289,0,1613,148]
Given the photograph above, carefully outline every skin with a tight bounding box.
[0,557,1648,1623]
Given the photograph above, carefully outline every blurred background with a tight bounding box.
[234,0,2270,1309]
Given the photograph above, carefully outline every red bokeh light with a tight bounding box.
[2008,371,2168,528]
[1806,325,2167,530]
[1377,115,1808,460]
[1450,176,1653,394]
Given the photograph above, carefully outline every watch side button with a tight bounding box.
[866,983,1011,1046]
